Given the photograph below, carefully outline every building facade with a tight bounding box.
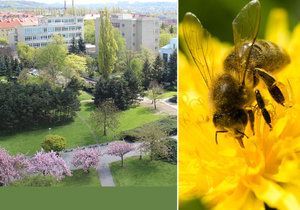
[6,16,84,48]
[95,13,160,53]
[159,37,177,62]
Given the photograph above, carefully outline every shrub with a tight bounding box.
[10,175,58,187]
[41,135,66,152]
[71,148,101,172]
[154,138,177,163]
[121,116,177,142]
[28,151,71,180]
[0,148,30,186]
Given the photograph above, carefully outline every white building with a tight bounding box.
[95,13,160,53]
[159,37,177,62]
[8,16,84,48]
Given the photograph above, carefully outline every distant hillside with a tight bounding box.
[0,0,50,9]
[0,1,177,12]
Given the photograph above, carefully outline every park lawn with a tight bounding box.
[158,91,177,99]
[97,106,165,143]
[56,169,100,187]
[0,101,97,155]
[110,157,177,187]
[0,102,164,155]
[78,90,93,101]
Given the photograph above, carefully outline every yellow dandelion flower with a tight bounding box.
[179,9,300,210]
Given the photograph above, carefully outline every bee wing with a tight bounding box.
[232,0,261,58]
[182,12,215,89]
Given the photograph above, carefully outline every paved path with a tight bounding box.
[140,97,177,115]
[60,142,142,187]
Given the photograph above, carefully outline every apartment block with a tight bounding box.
[0,17,38,42]
[11,16,84,48]
[95,13,160,53]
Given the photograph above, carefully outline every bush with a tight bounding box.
[121,116,177,142]
[71,148,101,172]
[41,135,66,152]
[152,138,177,163]
[10,175,58,187]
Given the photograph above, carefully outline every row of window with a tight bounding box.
[47,18,83,24]
[24,32,82,41]
[24,26,82,35]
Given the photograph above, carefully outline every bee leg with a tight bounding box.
[246,109,255,135]
[255,89,272,130]
[254,68,285,106]
[215,130,228,145]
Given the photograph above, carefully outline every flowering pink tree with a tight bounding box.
[0,148,30,186]
[71,148,101,173]
[29,151,71,180]
[107,141,134,167]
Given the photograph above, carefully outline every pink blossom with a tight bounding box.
[0,148,30,186]
[71,148,101,172]
[29,151,71,180]
[107,141,134,167]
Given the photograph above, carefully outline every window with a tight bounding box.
[122,32,125,37]
[122,24,125,27]
[133,33,135,37]
[112,23,120,28]
[133,42,135,46]
[163,53,168,62]
[133,24,136,27]
[43,28,47,32]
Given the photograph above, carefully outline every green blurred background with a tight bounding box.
[179,0,300,43]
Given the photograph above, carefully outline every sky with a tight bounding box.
[24,0,176,5]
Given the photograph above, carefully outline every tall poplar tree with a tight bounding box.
[98,9,118,79]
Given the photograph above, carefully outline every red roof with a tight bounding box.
[0,18,38,29]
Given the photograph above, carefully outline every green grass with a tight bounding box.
[0,102,164,155]
[158,91,177,99]
[110,157,177,187]
[56,169,100,187]
[78,90,93,101]
[99,106,165,143]
[0,102,97,155]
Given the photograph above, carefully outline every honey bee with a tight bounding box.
[182,0,290,148]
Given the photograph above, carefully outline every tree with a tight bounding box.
[64,54,87,78]
[123,67,142,104]
[0,38,8,46]
[91,99,119,136]
[169,25,174,34]
[16,43,37,68]
[107,141,134,167]
[84,19,95,44]
[28,151,71,180]
[77,36,86,54]
[69,37,78,54]
[160,33,173,48]
[148,81,163,110]
[72,148,101,173]
[152,55,164,83]
[113,28,126,73]
[138,124,168,161]
[163,50,177,88]
[98,9,118,79]
[94,76,138,110]
[141,58,153,89]
[36,35,68,84]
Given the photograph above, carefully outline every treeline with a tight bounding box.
[142,51,177,90]
[0,55,22,81]
[94,68,141,110]
[0,78,80,131]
